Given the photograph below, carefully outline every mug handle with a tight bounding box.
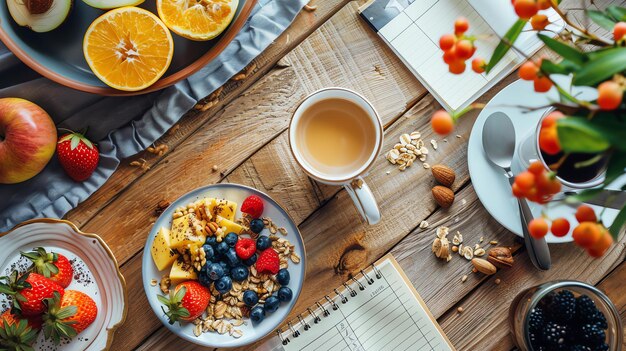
[344,177,381,225]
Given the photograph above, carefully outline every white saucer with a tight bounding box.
[468,76,623,243]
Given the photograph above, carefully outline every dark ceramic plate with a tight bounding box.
[0,0,256,95]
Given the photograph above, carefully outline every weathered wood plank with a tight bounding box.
[64,0,351,228]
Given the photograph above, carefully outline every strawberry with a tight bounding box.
[56,132,99,182]
[256,248,280,275]
[42,290,97,343]
[22,247,74,288]
[158,281,210,324]
[235,238,256,260]
[0,271,64,317]
[0,310,39,349]
[241,195,264,218]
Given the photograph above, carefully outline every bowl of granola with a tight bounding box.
[141,183,305,347]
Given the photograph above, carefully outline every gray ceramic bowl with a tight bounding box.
[141,183,306,348]
[0,0,256,95]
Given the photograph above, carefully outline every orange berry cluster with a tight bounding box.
[512,161,561,204]
[538,111,563,155]
[518,59,553,93]
[512,0,552,20]
[527,205,613,258]
[439,17,486,75]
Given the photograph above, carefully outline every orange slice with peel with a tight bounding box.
[83,7,174,91]
[156,0,238,41]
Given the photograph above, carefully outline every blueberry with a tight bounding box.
[207,263,224,281]
[216,241,229,255]
[250,219,265,234]
[256,235,271,251]
[219,261,230,276]
[198,265,212,287]
[224,232,239,247]
[250,306,265,323]
[202,244,215,261]
[225,248,240,267]
[276,269,290,286]
[264,296,280,313]
[278,287,293,302]
[243,290,259,306]
[243,253,257,266]
[215,276,232,294]
[205,236,217,247]
[231,265,249,282]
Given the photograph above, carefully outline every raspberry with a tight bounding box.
[235,238,256,260]
[256,248,280,275]
[241,195,264,218]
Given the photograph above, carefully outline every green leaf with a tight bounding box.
[586,10,616,31]
[604,151,626,186]
[609,206,626,239]
[486,19,526,74]
[537,34,586,65]
[156,294,170,305]
[540,59,580,75]
[607,6,626,21]
[565,188,604,204]
[556,118,611,153]
[573,48,626,86]
[585,113,626,152]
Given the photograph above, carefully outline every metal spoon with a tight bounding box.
[482,112,551,270]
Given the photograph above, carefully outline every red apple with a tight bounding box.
[0,98,57,184]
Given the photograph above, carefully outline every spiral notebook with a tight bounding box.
[259,254,455,351]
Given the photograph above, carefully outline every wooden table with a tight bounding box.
[63,1,626,350]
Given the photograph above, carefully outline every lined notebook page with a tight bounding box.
[364,0,519,111]
[282,255,454,351]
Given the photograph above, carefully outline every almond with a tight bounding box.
[432,186,454,208]
[471,258,497,275]
[431,164,455,187]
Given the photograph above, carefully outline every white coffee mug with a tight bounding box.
[288,87,383,225]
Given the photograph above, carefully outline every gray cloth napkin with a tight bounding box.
[0,0,308,232]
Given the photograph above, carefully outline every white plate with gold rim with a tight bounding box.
[0,219,128,350]
[142,183,306,348]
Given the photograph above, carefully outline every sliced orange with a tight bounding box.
[157,0,238,41]
[83,7,174,91]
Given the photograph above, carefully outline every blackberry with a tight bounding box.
[569,345,591,351]
[589,310,608,330]
[547,290,576,322]
[578,323,605,345]
[529,331,542,350]
[528,307,545,332]
[543,321,568,350]
[576,295,599,319]
[595,343,609,351]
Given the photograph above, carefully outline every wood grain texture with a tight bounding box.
[64,0,351,228]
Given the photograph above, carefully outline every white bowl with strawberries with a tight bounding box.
[142,183,306,348]
[0,219,127,350]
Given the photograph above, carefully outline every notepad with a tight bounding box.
[259,254,455,351]
[358,0,564,112]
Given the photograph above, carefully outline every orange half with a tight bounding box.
[157,0,238,41]
[83,7,174,92]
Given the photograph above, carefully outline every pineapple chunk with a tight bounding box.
[210,199,238,221]
[169,258,197,285]
[151,227,179,271]
[170,213,206,250]
[216,215,244,234]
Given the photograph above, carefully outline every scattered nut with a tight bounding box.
[461,275,468,283]
[150,279,157,286]
[419,221,429,229]
[160,275,171,294]
[432,186,454,208]
[462,245,474,260]
[487,247,514,269]
[495,278,501,285]
[452,246,458,252]
[471,258,497,275]
[489,240,498,245]
[457,307,464,313]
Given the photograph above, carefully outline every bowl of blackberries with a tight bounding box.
[509,281,622,351]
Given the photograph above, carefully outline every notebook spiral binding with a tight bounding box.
[276,263,382,346]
